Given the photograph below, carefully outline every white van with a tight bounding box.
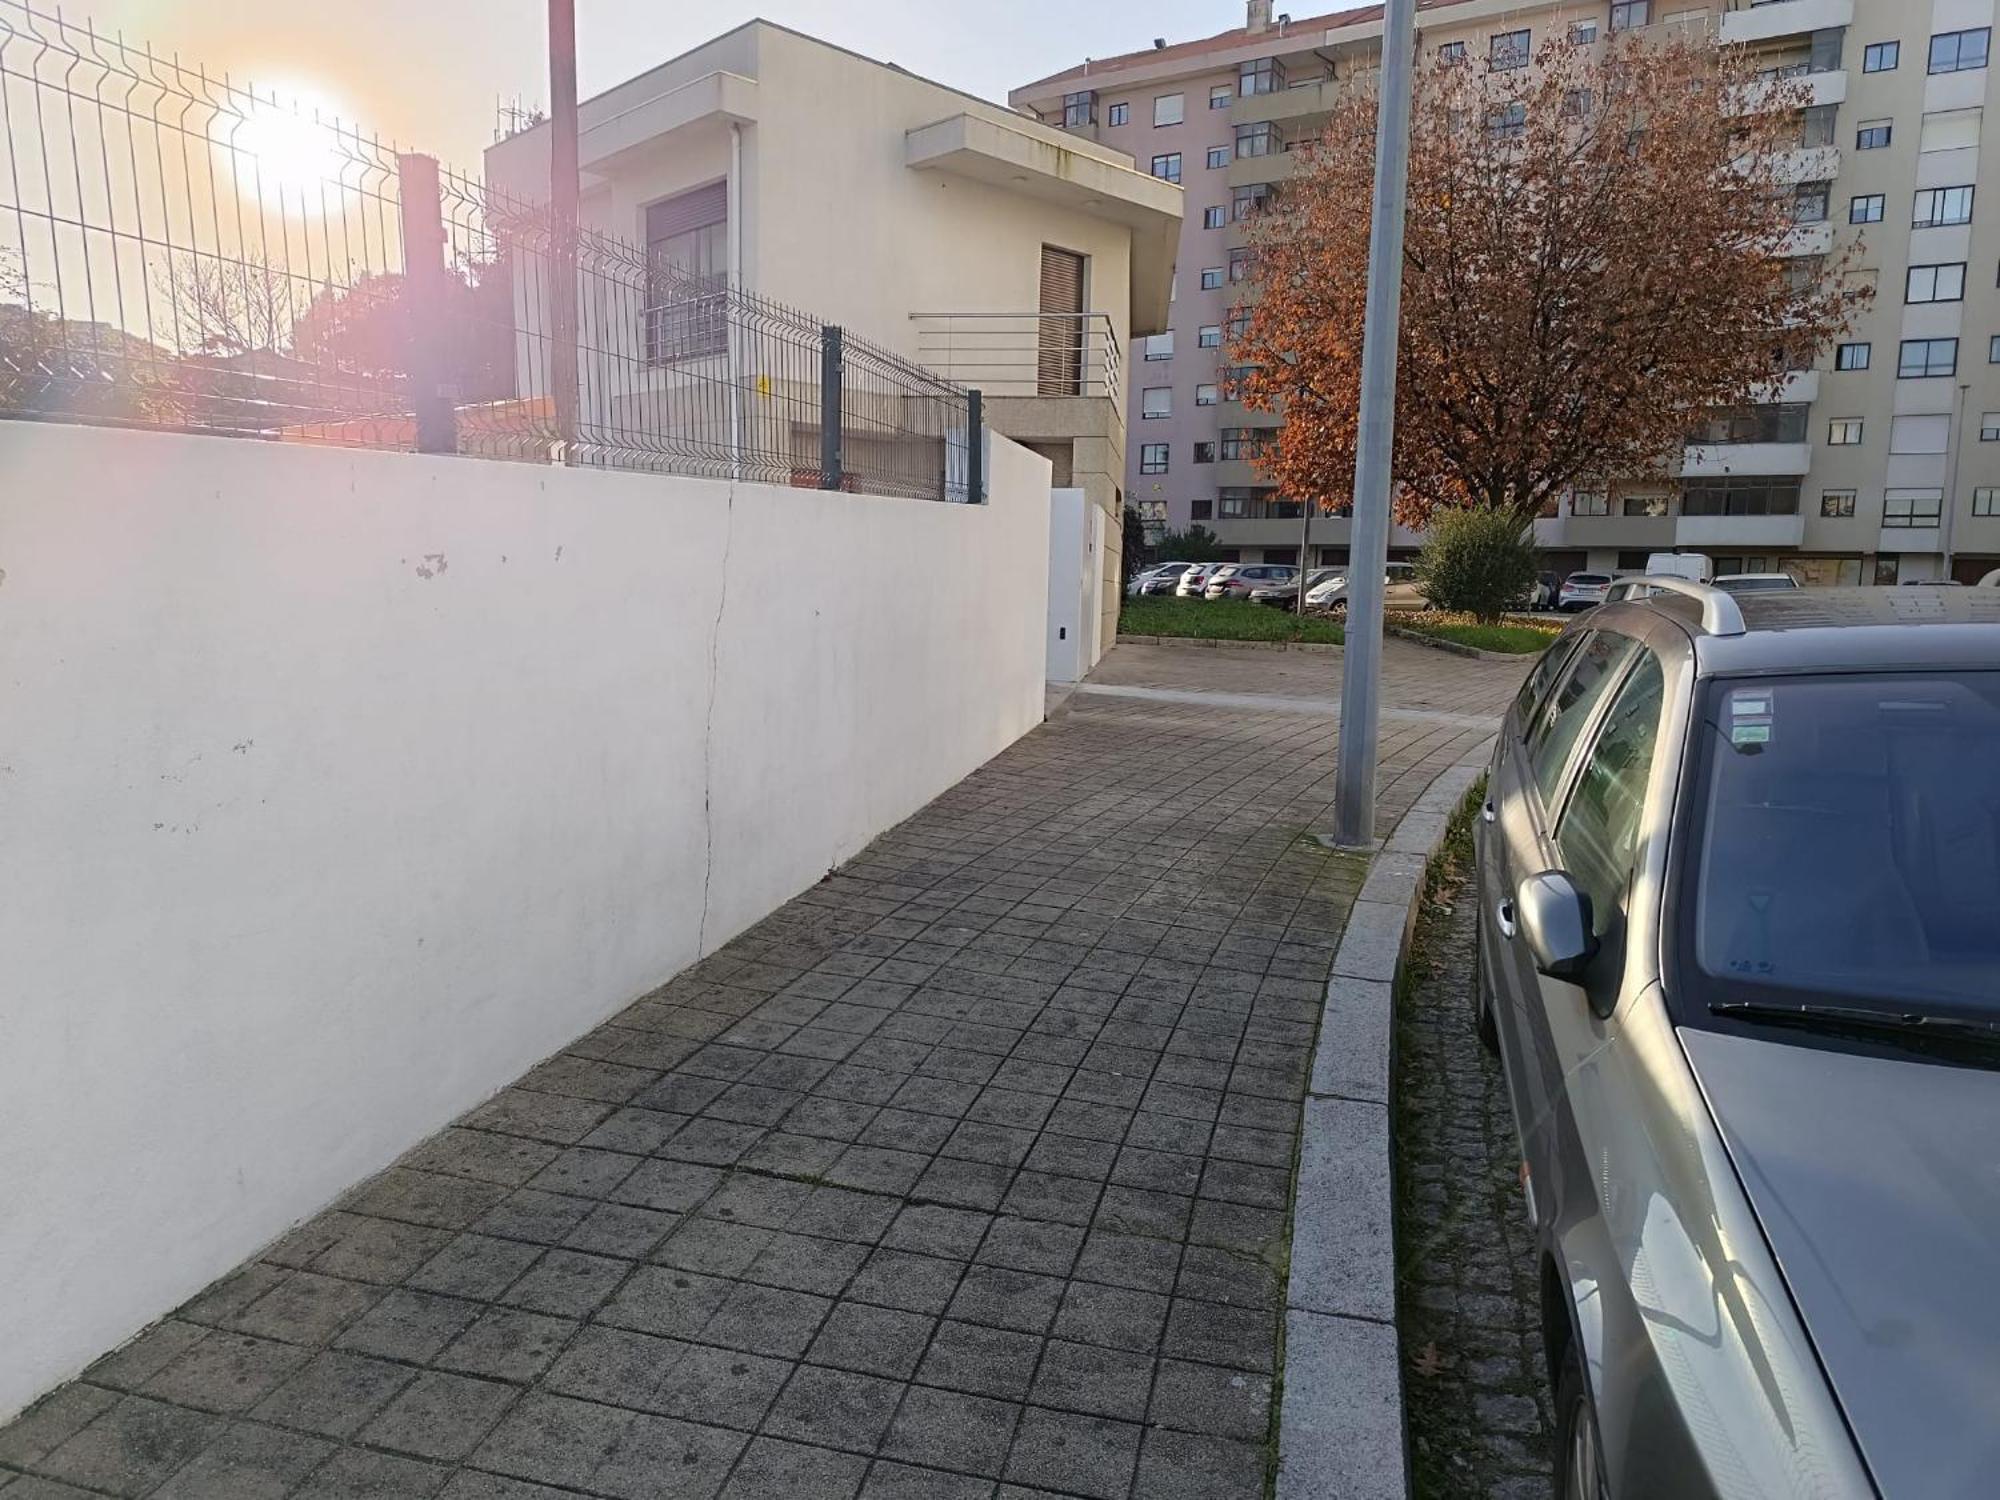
[1645,552,1714,584]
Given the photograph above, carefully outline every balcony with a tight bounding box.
[1753,368,1819,404]
[1775,221,1834,257]
[1218,399,1283,429]
[1877,523,1943,554]
[1216,457,1273,488]
[1534,512,1677,549]
[1232,77,1340,128]
[1677,511,1808,548]
[1227,149,1301,187]
[1726,68,1846,114]
[912,312,1121,405]
[1681,442,1812,477]
[1772,144,1841,184]
[1718,0,1854,46]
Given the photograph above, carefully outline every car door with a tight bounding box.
[1384,564,1425,611]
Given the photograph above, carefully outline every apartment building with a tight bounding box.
[487,20,1181,656]
[1014,0,2000,586]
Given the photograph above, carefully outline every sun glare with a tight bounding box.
[222,86,350,204]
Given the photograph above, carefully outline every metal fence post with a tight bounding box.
[396,152,456,455]
[820,324,844,490]
[966,389,984,505]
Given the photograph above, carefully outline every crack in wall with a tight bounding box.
[696,483,735,954]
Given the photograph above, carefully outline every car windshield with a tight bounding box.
[1716,576,1795,593]
[1688,672,2000,1018]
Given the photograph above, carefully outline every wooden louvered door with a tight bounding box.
[1037,246,1085,396]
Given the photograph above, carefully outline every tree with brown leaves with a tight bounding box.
[1233,32,1869,528]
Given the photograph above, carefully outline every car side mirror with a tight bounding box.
[1517,871,1598,985]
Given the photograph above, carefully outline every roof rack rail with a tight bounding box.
[1603,575,1746,637]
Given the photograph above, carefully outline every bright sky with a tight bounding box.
[69,0,1240,170]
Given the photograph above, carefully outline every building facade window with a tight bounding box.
[1140,443,1169,474]
[1240,57,1286,95]
[1851,193,1884,224]
[1976,488,2000,516]
[1203,205,1227,229]
[1982,412,2000,441]
[1206,145,1230,169]
[1876,556,1902,586]
[1863,40,1899,72]
[1228,249,1255,282]
[1232,183,1275,221]
[1225,308,1252,340]
[1107,102,1129,126]
[1194,440,1216,462]
[1191,499,1214,519]
[1151,153,1182,183]
[1991,335,2000,363]
[1681,479,1802,516]
[1209,84,1233,109]
[1792,180,1831,223]
[1687,404,1810,445]
[1622,494,1669,517]
[1198,324,1222,348]
[1908,263,1967,302]
[1437,40,1467,65]
[1899,338,1958,377]
[1609,1,1649,32]
[1236,122,1284,158]
[1220,365,1254,399]
[1062,91,1096,128]
[1199,267,1224,290]
[1145,330,1173,360]
[1820,489,1856,517]
[1801,105,1838,149]
[1827,419,1864,445]
[1154,93,1185,127]
[1915,185,1974,226]
[1490,29,1531,69]
[1570,19,1599,44]
[1142,386,1172,419]
[1490,102,1528,139]
[1571,488,1611,517]
[1883,490,1944,527]
[1929,28,1991,75]
[1196,383,1219,406]
[1857,120,1892,150]
[1836,342,1872,370]
[1219,428,1270,460]
[644,181,729,362]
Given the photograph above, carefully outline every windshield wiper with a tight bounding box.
[1711,999,2000,1052]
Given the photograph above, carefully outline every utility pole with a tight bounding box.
[1331,0,1415,848]
[549,0,580,461]
[1294,497,1313,613]
[1943,380,1970,580]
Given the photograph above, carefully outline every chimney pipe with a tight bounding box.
[1247,0,1272,35]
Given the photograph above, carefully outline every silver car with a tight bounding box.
[1476,578,2000,1499]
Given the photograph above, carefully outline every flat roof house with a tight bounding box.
[486,20,1183,659]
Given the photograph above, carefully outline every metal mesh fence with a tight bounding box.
[0,0,980,501]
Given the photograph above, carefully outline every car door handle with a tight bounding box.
[1482,800,1497,824]
[1495,899,1517,939]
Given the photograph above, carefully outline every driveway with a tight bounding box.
[0,639,1529,1500]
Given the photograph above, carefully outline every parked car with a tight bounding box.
[1303,562,1426,616]
[1520,571,1558,611]
[1128,562,1191,597]
[1176,563,1220,598]
[1208,563,1299,600]
[1476,577,2000,1500]
[1712,572,1799,594]
[1556,572,1613,611]
[1644,551,1713,584]
[1251,567,1344,610]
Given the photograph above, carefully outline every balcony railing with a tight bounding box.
[911,312,1121,404]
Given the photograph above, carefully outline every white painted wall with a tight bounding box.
[0,422,1051,1420]
[1045,487,1086,682]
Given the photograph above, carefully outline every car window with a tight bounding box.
[1556,649,1666,928]
[1528,632,1639,804]
[1512,630,1585,725]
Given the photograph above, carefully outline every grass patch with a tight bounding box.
[1121,595,1345,645]
[1397,611,1560,655]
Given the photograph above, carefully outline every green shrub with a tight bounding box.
[1414,507,1537,622]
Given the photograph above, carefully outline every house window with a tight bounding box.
[1929,28,1991,75]
[1850,193,1884,224]
[1236,122,1284,158]
[1210,84,1233,109]
[1490,102,1528,140]
[1154,92,1185,127]
[1107,102,1130,126]
[1562,89,1594,119]
[1195,383,1218,407]
[1571,488,1610,517]
[1136,500,1168,524]
[1820,489,1856,517]
[1194,441,1216,463]
[1856,120,1892,150]
[1203,205,1227,229]
[1883,490,1943,527]
[1687,404,1810,445]
[1875,555,1901,586]
[1908,263,1967,302]
[1240,57,1286,96]
[1898,338,1958,377]
[1191,499,1214,519]
[1220,365,1254,399]
[1976,488,2000,516]
[1140,443,1170,474]
[1145,330,1174,360]
[1570,19,1599,44]
[1792,180,1830,223]
[1991,335,2000,364]
[1915,186,1974,226]
[1863,40,1899,72]
[1220,427,1269,460]
[1681,480,1801,516]
[1207,145,1230,169]
[1801,105,1838,149]
[1490,29,1531,70]
[1225,307,1252,339]
[1217,490,1252,518]
[1198,324,1222,348]
[1152,153,1183,183]
[1609,1,1649,32]
[1982,412,2000,441]
[1836,342,1871,370]
[1827,418,1864,445]
[643,180,728,363]
[1232,183,1274,221]
[1622,494,1669,517]
[1199,267,1224,290]
[1142,386,1172,419]
[1437,40,1467,65]
[1228,249,1255,282]
[1062,91,1096,128]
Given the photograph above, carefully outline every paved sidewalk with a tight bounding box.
[0,642,1526,1500]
